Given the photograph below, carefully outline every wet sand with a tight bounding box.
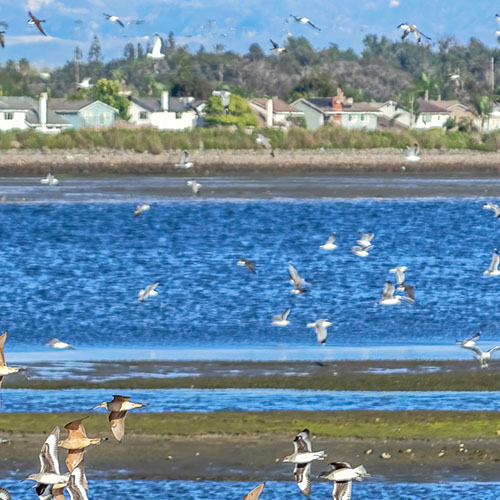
[3,432,500,482]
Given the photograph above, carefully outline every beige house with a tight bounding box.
[249,97,303,129]
[427,100,475,122]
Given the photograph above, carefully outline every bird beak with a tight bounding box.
[90,403,104,410]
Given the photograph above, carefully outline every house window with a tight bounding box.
[175,112,182,119]
[360,115,365,121]
[4,112,13,120]
[139,111,148,120]
[348,115,354,121]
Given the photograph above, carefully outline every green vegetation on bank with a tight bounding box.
[2,411,500,440]
[1,126,500,153]
[9,368,500,391]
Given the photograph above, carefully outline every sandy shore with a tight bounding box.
[0,148,500,176]
[3,432,500,482]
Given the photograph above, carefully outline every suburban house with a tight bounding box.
[292,89,383,130]
[427,99,475,123]
[413,100,449,129]
[0,93,70,133]
[48,99,118,129]
[248,97,303,129]
[128,91,205,130]
[372,101,412,129]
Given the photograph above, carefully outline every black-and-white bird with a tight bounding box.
[270,39,287,54]
[405,143,420,162]
[237,258,256,274]
[397,22,430,44]
[462,344,500,369]
[28,11,47,36]
[175,150,193,169]
[104,13,124,27]
[307,319,332,345]
[290,15,321,31]
[256,134,275,157]
[456,332,480,349]
[484,248,500,276]
[319,461,370,500]
[482,202,500,218]
[147,34,165,60]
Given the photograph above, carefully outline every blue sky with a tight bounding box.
[0,0,498,68]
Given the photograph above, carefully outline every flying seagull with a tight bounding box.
[319,461,370,500]
[138,282,159,302]
[397,22,431,44]
[134,203,150,217]
[462,344,500,369]
[496,14,500,36]
[92,395,146,442]
[272,308,291,326]
[175,150,193,169]
[357,233,374,248]
[379,281,403,306]
[290,15,321,31]
[389,266,407,289]
[104,13,124,27]
[283,429,326,497]
[288,263,308,294]
[47,338,75,350]
[405,143,420,162]
[186,179,202,196]
[256,134,275,157]
[25,427,69,487]
[77,77,93,89]
[147,34,165,60]
[482,202,500,218]
[28,11,47,36]
[320,233,337,250]
[270,39,287,54]
[352,245,372,258]
[307,319,332,345]
[237,258,256,273]
[0,331,20,388]
[456,332,480,349]
[484,248,500,276]
[40,173,58,185]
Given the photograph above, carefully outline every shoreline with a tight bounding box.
[0,148,500,177]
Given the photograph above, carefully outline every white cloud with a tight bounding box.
[25,0,53,12]
[389,0,400,6]
[7,34,74,45]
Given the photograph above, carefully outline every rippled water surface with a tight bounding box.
[2,479,500,500]
[1,388,499,412]
[2,183,500,359]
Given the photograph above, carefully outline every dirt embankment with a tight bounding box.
[0,149,500,176]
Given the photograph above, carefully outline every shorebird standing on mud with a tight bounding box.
[283,429,326,497]
[91,395,146,442]
[0,331,20,388]
[58,417,107,472]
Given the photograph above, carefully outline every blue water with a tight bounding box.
[1,389,500,413]
[2,196,500,357]
[1,479,500,500]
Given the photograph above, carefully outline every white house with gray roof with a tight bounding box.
[48,99,117,129]
[128,91,205,130]
[0,93,70,133]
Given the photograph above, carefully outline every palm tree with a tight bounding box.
[473,96,492,133]
[413,72,441,101]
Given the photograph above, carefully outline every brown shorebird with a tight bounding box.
[58,417,106,472]
[26,427,69,488]
[0,331,20,388]
[283,429,326,497]
[242,482,265,500]
[66,460,88,500]
[92,395,146,442]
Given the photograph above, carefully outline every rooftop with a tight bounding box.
[131,96,204,113]
[250,98,299,113]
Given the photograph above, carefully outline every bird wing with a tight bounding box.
[288,263,301,285]
[116,18,125,27]
[402,284,415,302]
[35,20,47,36]
[488,346,500,355]
[381,282,395,300]
[40,427,60,474]
[112,395,131,403]
[326,233,336,245]
[242,483,265,500]
[257,134,271,149]
[307,20,320,30]
[65,448,84,474]
[316,323,327,344]
[246,261,256,273]
[0,34,4,49]
[497,14,500,25]
[333,480,353,500]
[401,29,410,40]
[67,461,88,500]
[0,331,6,367]
[419,31,431,40]
[294,462,311,497]
[295,429,312,452]
[270,39,278,49]
[109,411,127,442]
[181,150,189,164]
[489,251,499,272]
[28,11,36,21]
[464,332,480,344]
[462,345,483,356]
[282,308,291,320]
[64,417,88,439]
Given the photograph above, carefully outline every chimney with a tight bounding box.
[161,90,169,111]
[39,92,48,126]
[266,98,273,128]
